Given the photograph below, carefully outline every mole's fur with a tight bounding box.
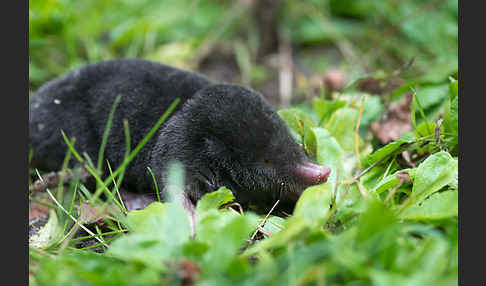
[29,59,330,212]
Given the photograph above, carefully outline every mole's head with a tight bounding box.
[162,84,330,214]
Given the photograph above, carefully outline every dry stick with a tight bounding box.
[224,202,244,215]
[250,199,280,241]
[385,180,404,203]
[355,180,368,200]
[35,170,108,248]
[435,118,444,147]
[401,151,416,168]
[29,168,90,193]
[226,207,272,237]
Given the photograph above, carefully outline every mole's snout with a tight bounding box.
[294,162,331,186]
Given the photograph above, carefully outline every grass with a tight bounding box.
[29,0,457,285]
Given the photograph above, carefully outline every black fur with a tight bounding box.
[29,59,329,212]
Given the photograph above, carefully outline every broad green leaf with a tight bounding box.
[324,107,359,152]
[356,199,397,242]
[126,201,191,245]
[449,95,458,134]
[400,190,458,220]
[303,123,317,158]
[443,79,458,148]
[311,127,344,189]
[360,94,385,128]
[372,168,415,195]
[444,95,458,135]
[417,84,449,109]
[449,78,458,100]
[410,151,458,204]
[364,139,413,166]
[293,183,333,226]
[125,202,165,234]
[312,97,347,126]
[278,108,317,138]
[197,210,259,273]
[107,234,173,267]
[414,121,437,138]
[195,186,234,214]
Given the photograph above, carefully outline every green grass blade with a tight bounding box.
[97,95,122,173]
[147,166,161,202]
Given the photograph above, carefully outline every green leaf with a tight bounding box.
[312,97,347,126]
[195,186,234,214]
[310,127,345,189]
[34,249,162,285]
[356,199,397,242]
[107,234,173,267]
[293,183,333,226]
[261,216,286,235]
[126,201,191,245]
[324,107,359,152]
[241,215,309,258]
[278,108,317,138]
[449,95,458,133]
[443,80,458,149]
[400,190,458,220]
[414,121,437,138]
[372,168,415,195]
[444,94,458,135]
[410,151,458,204]
[303,123,317,158]
[449,78,458,101]
[364,139,413,166]
[196,210,259,273]
[360,95,385,128]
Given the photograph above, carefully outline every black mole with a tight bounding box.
[29,59,330,213]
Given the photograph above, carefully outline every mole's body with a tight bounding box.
[29,59,330,212]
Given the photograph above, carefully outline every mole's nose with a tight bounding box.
[294,162,331,186]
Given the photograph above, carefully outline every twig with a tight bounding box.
[250,199,280,241]
[224,202,244,215]
[355,180,368,200]
[29,168,90,193]
[384,172,410,203]
[401,151,416,168]
[435,118,444,147]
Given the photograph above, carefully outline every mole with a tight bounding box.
[29,59,330,213]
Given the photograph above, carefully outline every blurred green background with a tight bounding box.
[29,0,458,106]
